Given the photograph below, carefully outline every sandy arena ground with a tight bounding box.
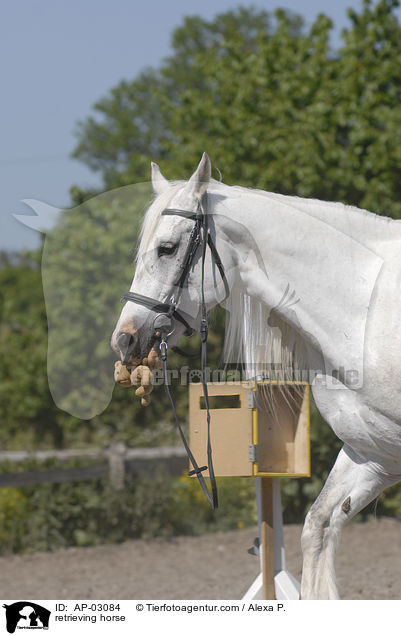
[0,518,399,600]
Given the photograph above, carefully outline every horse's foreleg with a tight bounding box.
[301,444,398,599]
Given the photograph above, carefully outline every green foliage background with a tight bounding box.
[1,0,401,552]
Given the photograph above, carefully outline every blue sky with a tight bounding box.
[1,0,396,251]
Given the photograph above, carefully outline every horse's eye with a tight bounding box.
[158,243,178,257]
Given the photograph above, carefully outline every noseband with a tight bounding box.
[120,198,229,509]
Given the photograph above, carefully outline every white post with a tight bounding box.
[242,477,301,600]
[273,478,286,572]
[108,442,126,490]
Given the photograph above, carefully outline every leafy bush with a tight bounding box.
[0,489,27,552]
[0,441,398,556]
[0,458,257,555]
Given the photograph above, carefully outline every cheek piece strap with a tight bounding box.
[120,197,229,509]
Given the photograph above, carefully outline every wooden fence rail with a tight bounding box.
[0,444,187,490]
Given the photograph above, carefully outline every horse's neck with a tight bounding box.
[264,191,400,250]
[214,186,387,377]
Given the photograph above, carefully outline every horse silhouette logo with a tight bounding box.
[2,602,50,633]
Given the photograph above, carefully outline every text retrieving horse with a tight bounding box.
[112,153,401,599]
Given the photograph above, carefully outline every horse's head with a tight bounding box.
[111,153,234,366]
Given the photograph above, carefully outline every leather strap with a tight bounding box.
[159,336,215,508]
[207,233,230,301]
[163,208,229,300]
[121,292,194,336]
[162,208,201,221]
[171,345,200,358]
[121,200,224,509]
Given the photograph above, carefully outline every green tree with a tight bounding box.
[70,0,401,518]
[0,251,68,447]
[3,2,401,522]
[73,1,401,219]
[73,70,169,189]
[333,0,401,215]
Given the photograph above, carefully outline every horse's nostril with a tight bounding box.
[117,332,133,350]
[117,331,142,364]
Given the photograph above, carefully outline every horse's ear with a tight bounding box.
[151,162,169,195]
[184,152,211,198]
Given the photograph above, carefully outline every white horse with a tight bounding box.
[112,153,401,599]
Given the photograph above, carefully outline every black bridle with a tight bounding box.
[121,198,229,509]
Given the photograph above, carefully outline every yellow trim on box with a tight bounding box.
[252,399,258,476]
[305,383,311,477]
[251,381,311,478]
[254,472,311,478]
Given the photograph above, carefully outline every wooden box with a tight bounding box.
[189,381,310,477]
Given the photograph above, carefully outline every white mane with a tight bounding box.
[223,280,308,383]
[209,182,307,382]
[208,180,397,381]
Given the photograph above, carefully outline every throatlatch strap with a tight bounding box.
[207,233,230,301]
[200,215,218,509]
